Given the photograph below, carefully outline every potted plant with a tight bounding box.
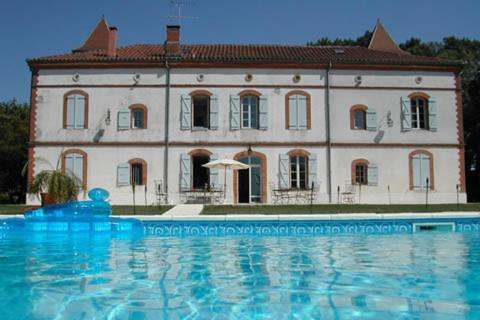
[26,154,85,206]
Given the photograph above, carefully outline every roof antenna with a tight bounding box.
[163,0,198,25]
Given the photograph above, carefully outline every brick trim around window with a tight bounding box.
[287,149,311,157]
[351,158,369,185]
[408,150,435,191]
[189,89,213,97]
[408,92,431,99]
[128,158,148,185]
[285,90,311,129]
[349,104,368,130]
[233,150,267,204]
[61,149,88,188]
[129,103,148,129]
[63,90,89,129]
[188,149,213,157]
[238,89,262,98]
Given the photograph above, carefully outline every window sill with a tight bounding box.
[64,128,87,130]
[192,127,209,132]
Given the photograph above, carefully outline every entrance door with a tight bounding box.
[238,156,262,203]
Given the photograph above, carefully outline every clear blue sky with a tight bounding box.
[1,0,479,103]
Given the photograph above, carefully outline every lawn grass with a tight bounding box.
[201,203,480,215]
[0,205,172,215]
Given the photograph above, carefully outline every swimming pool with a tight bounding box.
[1,219,479,319]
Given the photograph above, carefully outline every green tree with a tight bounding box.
[0,100,29,203]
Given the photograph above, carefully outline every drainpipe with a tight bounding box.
[163,60,171,203]
[325,61,332,203]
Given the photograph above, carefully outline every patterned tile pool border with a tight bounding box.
[144,218,480,237]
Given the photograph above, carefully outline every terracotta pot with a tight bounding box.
[40,193,57,206]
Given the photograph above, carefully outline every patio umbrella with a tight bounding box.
[202,159,250,201]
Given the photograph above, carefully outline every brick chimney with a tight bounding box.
[74,17,118,57]
[165,25,181,55]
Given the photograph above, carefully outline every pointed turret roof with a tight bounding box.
[368,20,405,54]
[74,17,117,54]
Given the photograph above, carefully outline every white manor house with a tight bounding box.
[26,19,466,205]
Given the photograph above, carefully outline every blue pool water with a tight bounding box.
[1,227,480,319]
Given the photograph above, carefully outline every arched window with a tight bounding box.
[62,149,88,187]
[189,149,212,189]
[190,90,212,129]
[409,150,434,191]
[286,91,311,130]
[128,159,147,186]
[350,105,368,130]
[63,90,88,129]
[239,90,261,129]
[129,104,147,129]
[410,96,429,130]
[351,159,369,185]
[288,150,311,189]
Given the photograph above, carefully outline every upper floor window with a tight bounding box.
[290,155,308,189]
[180,91,218,131]
[63,90,88,129]
[411,97,428,130]
[350,105,377,131]
[242,95,259,129]
[401,93,437,132]
[286,91,311,130]
[193,95,210,129]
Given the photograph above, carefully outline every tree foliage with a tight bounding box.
[309,34,480,201]
[0,100,29,203]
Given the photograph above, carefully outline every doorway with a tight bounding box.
[237,156,262,203]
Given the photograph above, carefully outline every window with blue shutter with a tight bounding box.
[180,153,191,191]
[288,94,308,130]
[65,94,86,129]
[230,95,240,130]
[65,153,84,184]
[209,154,219,188]
[117,163,130,186]
[209,95,219,130]
[259,96,268,130]
[428,97,437,132]
[366,109,377,131]
[367,163,378,186]
[117,109,130,130]
[401,97,412,131]
[412,153,431,191]
[180,95,192,130]
[279,154,289,189]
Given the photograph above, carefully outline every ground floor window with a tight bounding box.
[290,155,308,189]
[131,163,143,185]
[192,154,210,189]
[355,164,368,185]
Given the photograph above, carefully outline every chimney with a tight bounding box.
[165,25,181,55]
[74,17,118,57]
[107,26,118,57]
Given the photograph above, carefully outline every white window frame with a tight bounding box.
[241,95,259,129]
[411,97,429,130]
[290,155,308,189]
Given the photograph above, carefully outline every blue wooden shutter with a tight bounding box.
[209,154,219,188]
[180,95,192,130]
[209,95,219,130]
[179,153,191,191]
[366,108,377,131]
[428,97,437,132]
[297,95,308,130]
[289,95,298,129]
[74,95,85,129]
[367,163,378,186]
[117,163,130,186]
[230,95,240,130]
[420,154,431,190]
[308,155,317,188]
[401,97,412,131]
[117,109,130,130]
[279,154,289,189]
[65,154,75,177]
[259,96,268,130]
[66,96,76,129]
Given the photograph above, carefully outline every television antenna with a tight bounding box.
[163,0,198,25]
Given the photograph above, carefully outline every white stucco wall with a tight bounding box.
[28,67,465,205]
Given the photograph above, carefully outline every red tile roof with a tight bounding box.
[27,43,460,67]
